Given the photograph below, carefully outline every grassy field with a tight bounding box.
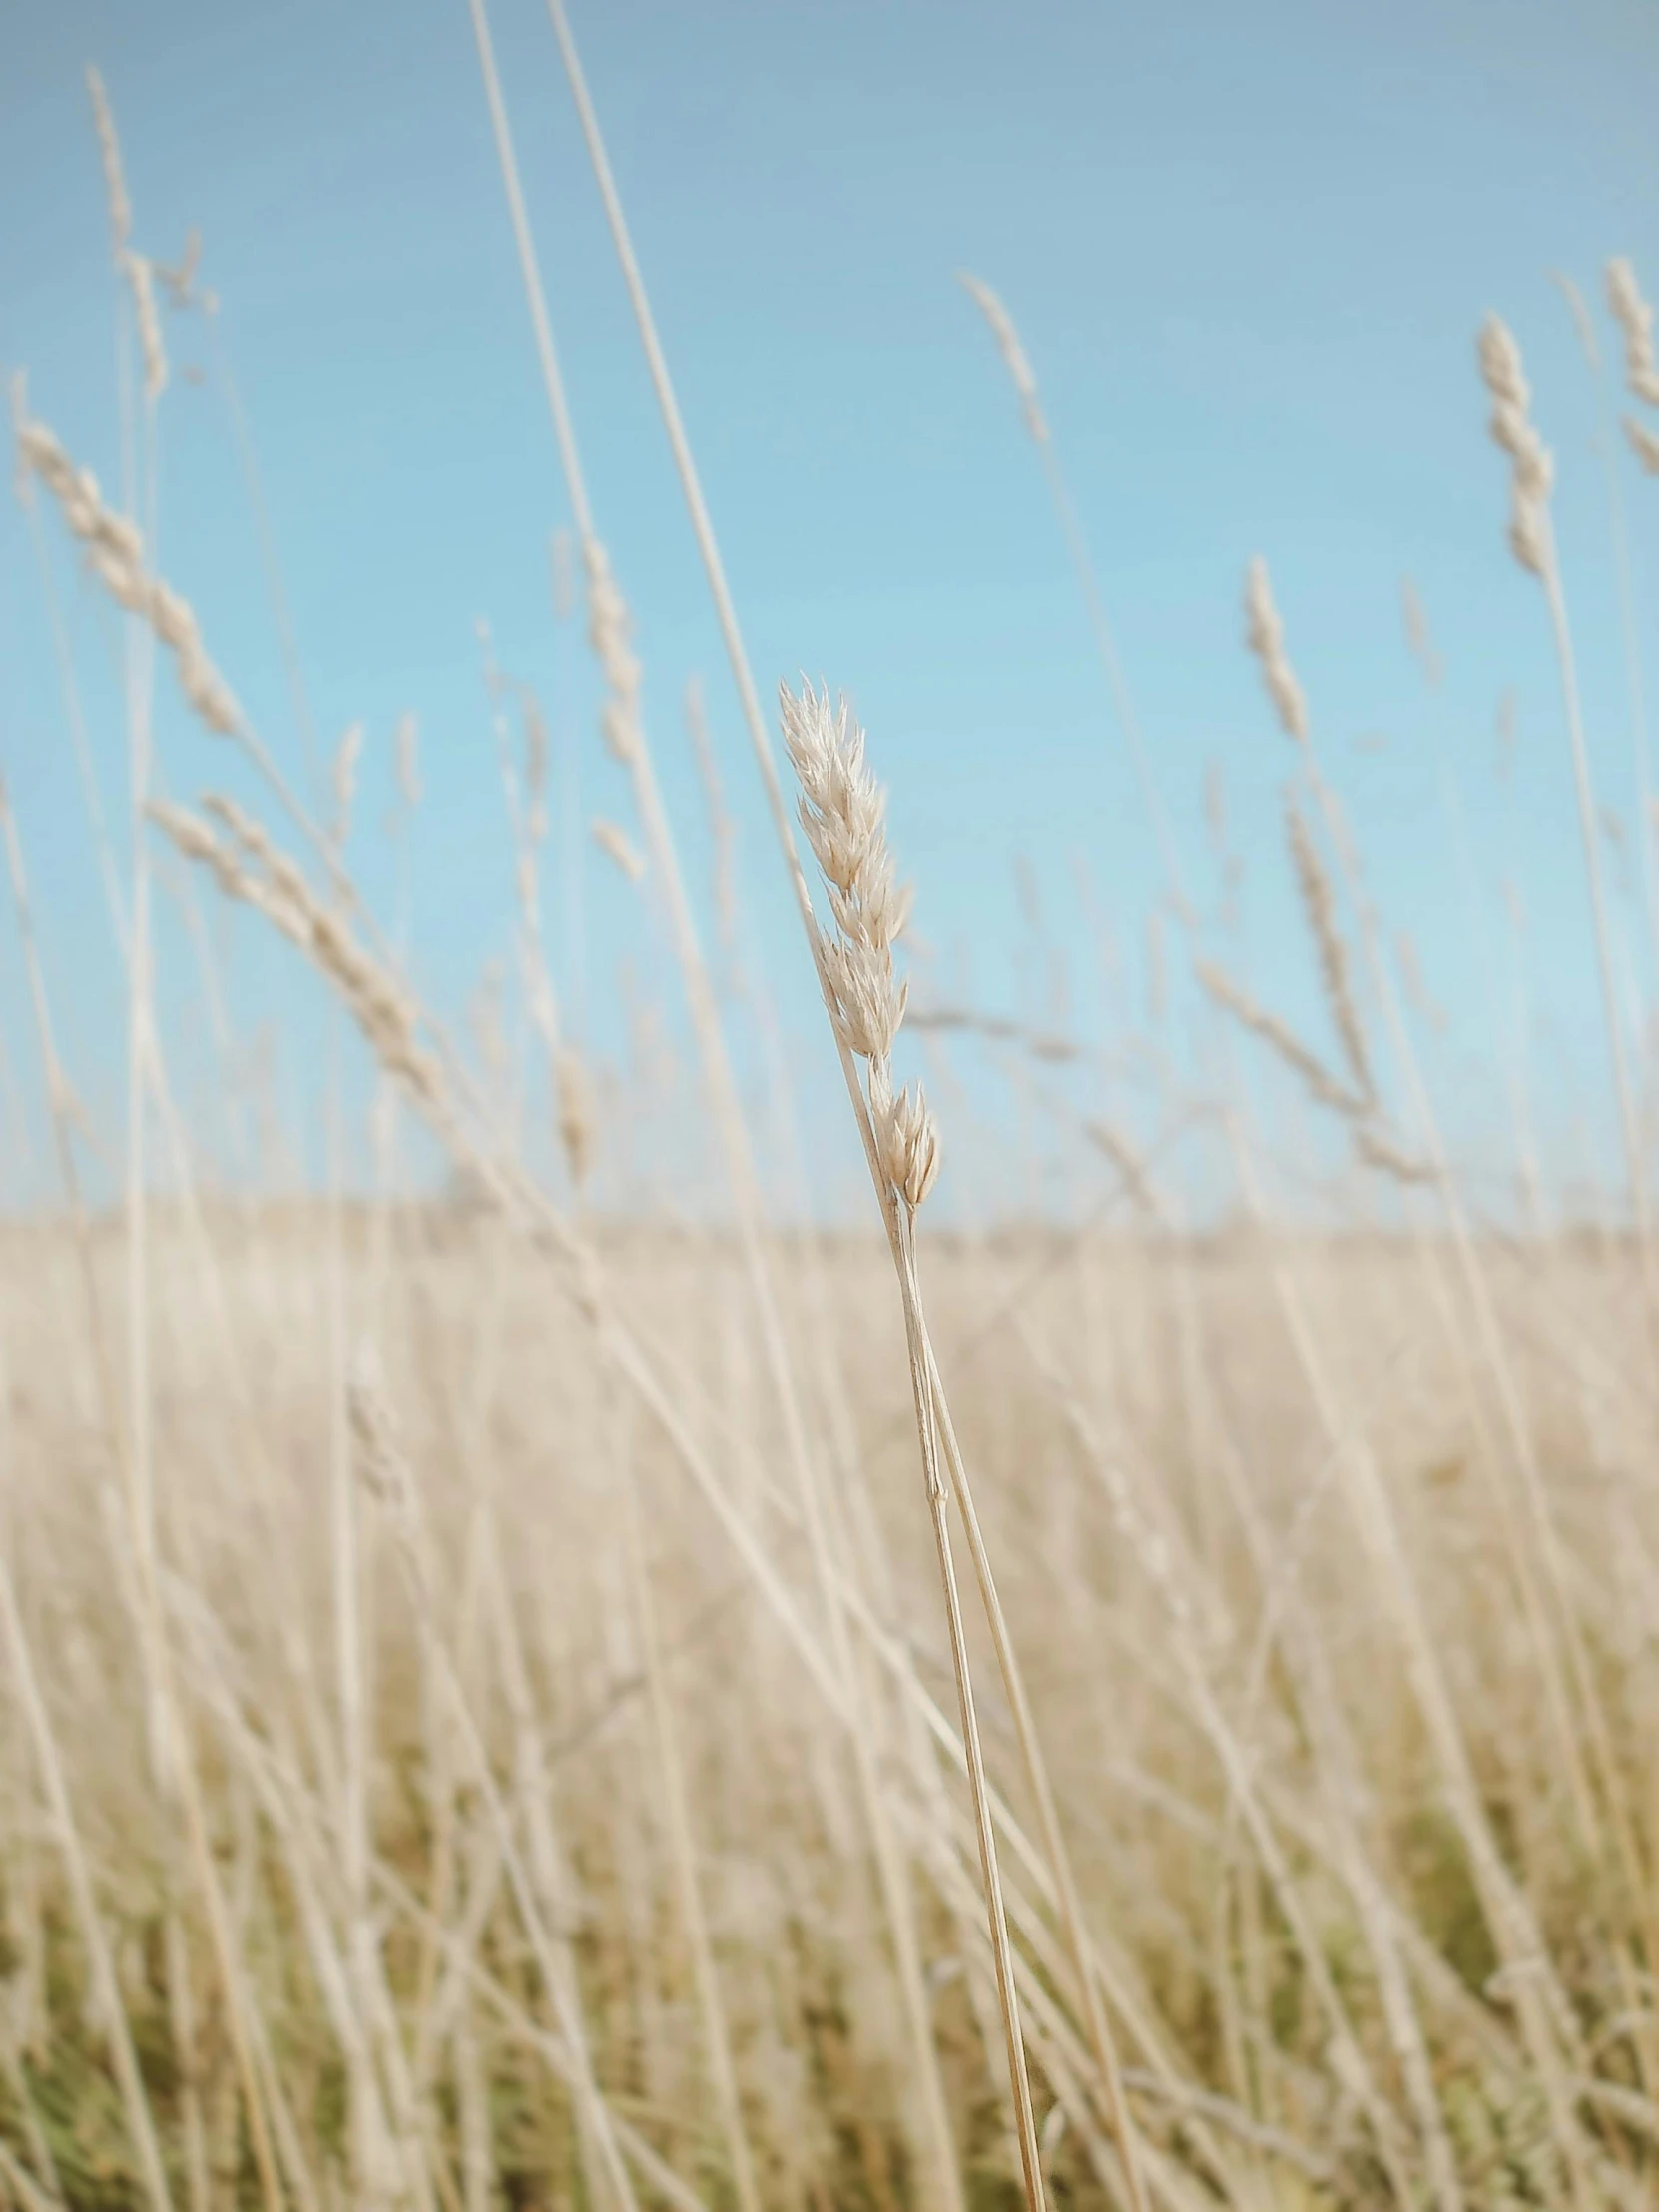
[7,20,1659,2212]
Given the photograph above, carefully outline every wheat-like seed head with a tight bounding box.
[958,273,1049,446]
[153,799,441,1108]
[1624,417,1659,475]
[873,1077,942,1210]
[1476,315,1553,576]
[582,536,643,766]
[591,818,646,882]
[16,409,240,734]
[1243,558,1308,746]
[85,68,132,255]
[1605,257,1659,409]
[781,681,940,1209]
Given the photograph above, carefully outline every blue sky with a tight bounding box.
[4,0,1659,1211]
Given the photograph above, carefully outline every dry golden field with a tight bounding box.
[9,21,1659,2212]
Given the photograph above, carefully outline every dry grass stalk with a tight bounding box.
[1354,1125,1436,1185]
[85,67,132,253]
[958,271,1192,919]
[332,722,364,847]
[1196,957,1369,1119]
[1400,577,1443,689]
[685,676,739,959]
[1476,316,1553,576]
[1285,786,1373,1101]
[591,818,646,882]
[150,800,443,1111]
[1244,556,1309,746]
[783,680,1044,2212]
[1475,311,1654,1291]
[14,409,239,734]
[958,273,1049,445]
[1605,257,1659,407]
[126,253,169,405]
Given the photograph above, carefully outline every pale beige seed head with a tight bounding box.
[125,252,169,404]
[1606,257,1659,408]
[1476,314,1553,575]
[878,1080,941,1210]
[86,67,132,254]
[591,817,646,882]
[958,271,1049,445]
[781,682,888,898]
[1244,557,1308,746]
[1625,416,1659,475]
[583,535,643,764]
[819,933,906,1062]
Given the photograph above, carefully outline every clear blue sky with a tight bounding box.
[4,0,1659,1210]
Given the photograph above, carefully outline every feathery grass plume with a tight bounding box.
[591,818,645,882]
[1284,787,1373,1099]
[1605,257,1659,407]
[15,410,240,734]
[1196,957,1369,1118]
[1244,556,1308,745]
[1624,416,1659,475]
[150,799,442,1110]
[1476,316,1553,576]
[958,273,1049,445]
[85,68,132,254]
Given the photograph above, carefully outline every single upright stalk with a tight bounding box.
[779,682,1046,2209]
[895,1221,1048,2212]
[533,17,1148,2194]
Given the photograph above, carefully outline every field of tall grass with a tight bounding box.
[6,15,1659,2212]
